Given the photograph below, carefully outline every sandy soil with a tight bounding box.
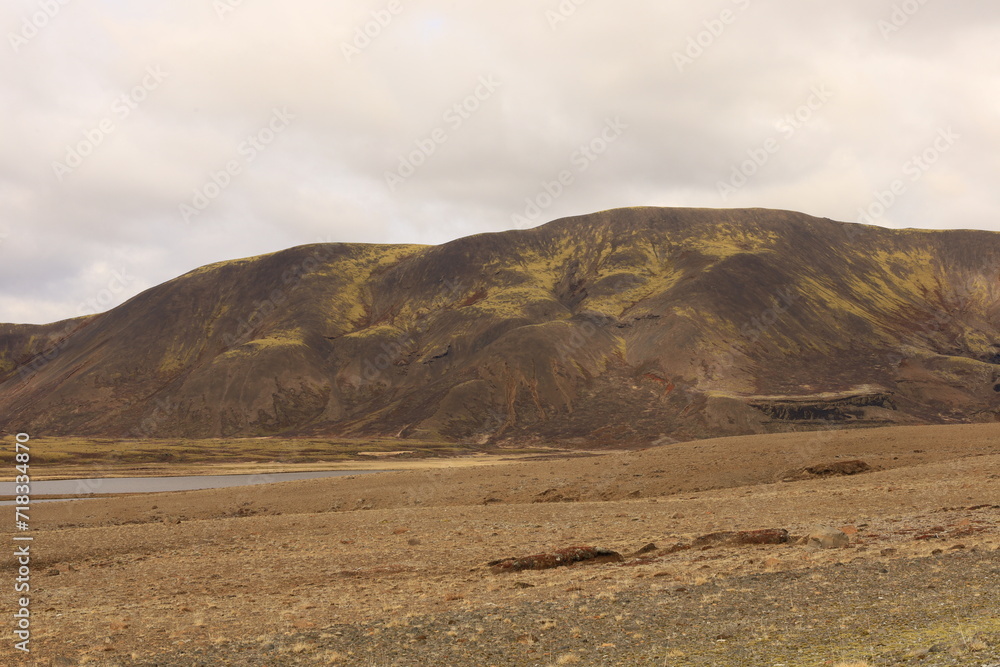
[3,423,1000,666]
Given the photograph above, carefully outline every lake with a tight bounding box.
[0,469,387,503]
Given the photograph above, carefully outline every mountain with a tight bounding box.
[2,207,999,445]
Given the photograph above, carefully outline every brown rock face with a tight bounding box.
[783,460,875,481]
[631,542,659,557]
[691,529,790,548]
[804,460,873,476]
[488,546,624,573]
[2,207,1000,443]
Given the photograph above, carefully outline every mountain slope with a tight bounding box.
[2,207,999,444]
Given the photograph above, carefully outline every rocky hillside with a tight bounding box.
[1,207,999,444]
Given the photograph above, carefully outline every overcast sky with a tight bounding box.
[1,1,998,324]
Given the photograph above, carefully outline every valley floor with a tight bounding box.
[3,424,1000,666]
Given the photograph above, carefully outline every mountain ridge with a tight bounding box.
[2,207,999,444]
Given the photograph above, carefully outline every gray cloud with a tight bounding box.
[1,0,998,323]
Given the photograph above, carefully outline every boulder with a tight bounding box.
[630,542,658,557]
[806,527,850,549]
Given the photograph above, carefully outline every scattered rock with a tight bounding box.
[692,529,789,548]
[783,460,873,481]
[661,542,691,555]
[805,527,850,549]
[489,546,624,573]
[533,488,578,503]
[227,506,258,518]
[631,542,658,557]
[804,460,872,476]
[691,532,732,548]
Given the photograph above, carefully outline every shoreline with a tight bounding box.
[0,451,558,482]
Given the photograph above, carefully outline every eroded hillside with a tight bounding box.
[1,207,999,443]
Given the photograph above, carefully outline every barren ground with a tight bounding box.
[3,423,1000,666]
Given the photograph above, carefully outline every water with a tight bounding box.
[1,469,386,503]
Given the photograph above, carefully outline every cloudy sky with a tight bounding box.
[1,1,998,324]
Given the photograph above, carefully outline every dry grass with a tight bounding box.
[2,424,998,665]
[0,434,558,480]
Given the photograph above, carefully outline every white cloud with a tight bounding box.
[1,0,998,323]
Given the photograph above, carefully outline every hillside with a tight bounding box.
[1,207,999,443]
